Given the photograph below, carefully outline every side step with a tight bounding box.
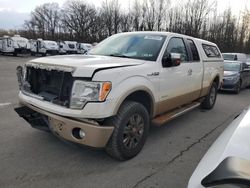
[152,102,201,126]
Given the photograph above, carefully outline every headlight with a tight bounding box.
[224,75,239,81]
[70,80,112,109]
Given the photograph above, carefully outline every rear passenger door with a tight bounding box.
[185,39,203,96]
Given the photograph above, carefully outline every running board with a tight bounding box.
[152,102,201,126]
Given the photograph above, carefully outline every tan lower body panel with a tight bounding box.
[23,103,114,148]
[156,90,201,115]
[200,86,210,97]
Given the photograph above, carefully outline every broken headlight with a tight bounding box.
[70,80,112,109]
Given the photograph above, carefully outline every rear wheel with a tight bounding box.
[201,82,217,109]
[105,101,149,160]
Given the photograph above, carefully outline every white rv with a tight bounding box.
[0,35,30,55]
[30,39,59,56]
[76,43,93,54]
[58,41,77,54]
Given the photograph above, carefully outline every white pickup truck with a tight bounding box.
[15,32,223,160]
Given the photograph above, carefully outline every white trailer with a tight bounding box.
[58,41,77,54]
[30,39,59,56]
[76,43,93,54]
[0,35,31,55]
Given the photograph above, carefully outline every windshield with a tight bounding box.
[44,41,57,46]
[224,63,241,72]
[223,54,237,61]
[89,33,166,61]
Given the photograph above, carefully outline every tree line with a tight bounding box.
[0,0,250,53]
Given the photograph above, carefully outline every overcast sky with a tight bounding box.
[0,0,249,29]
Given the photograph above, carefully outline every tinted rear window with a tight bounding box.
[187,39,200,61]
[202,44,221,58]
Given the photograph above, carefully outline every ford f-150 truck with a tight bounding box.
[15,32,223,160]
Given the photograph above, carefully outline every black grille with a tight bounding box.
[68,44,75,49]
[25,67,73,107]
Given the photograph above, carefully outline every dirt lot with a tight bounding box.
[0,55,249,188]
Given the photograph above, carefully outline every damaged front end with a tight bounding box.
[16,64,75,108]
[14,105,50,132]
[15,64,114,148]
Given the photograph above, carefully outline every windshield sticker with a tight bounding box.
[144,36,163,41]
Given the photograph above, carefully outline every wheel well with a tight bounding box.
[123,91,153,117]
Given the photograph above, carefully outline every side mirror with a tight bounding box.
[162,53,181,68]
[201,157,250,187]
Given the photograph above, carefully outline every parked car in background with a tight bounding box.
[220,61,250,94]
[76,43,92,54]
[188,106,250,188]
[0,35,30,56]
[58,41,77,54]
[222,53,247,63]
[247,58,250,67]
[15,31,223,160]
[30,39,59,56]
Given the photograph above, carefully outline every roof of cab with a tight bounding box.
[116,31,218,47]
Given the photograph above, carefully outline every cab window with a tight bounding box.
[187,39,200,61]
[164,37,189,61]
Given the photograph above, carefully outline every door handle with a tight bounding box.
[188,69,193,76]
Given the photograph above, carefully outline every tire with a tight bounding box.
[201,82,218,109]
[105,101,150,160]
[234,81,241,94]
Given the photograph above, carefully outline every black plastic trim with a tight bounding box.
[91,64,139,79]
[201,157,250,187]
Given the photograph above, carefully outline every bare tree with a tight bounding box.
[19,0,250,53]
[101,0,122,36]
[27,3,60,39]
[62,0,98,42]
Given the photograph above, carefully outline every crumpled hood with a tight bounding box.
[27,55,145,77]
[224,71,238,77]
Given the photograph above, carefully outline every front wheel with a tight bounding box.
[105,101,149,160]
[201,82,218,109]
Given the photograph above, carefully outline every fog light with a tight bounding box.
[72,128,85,139]
[79,129,85,139]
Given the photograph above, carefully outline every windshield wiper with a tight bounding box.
[109,53,133,58]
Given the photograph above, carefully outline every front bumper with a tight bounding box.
[15,103,114,148]
[46,50,58,55]
[220,78,239,91]
[14,48,31,54]
[66,50,77,54]
[18,91,117,119]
